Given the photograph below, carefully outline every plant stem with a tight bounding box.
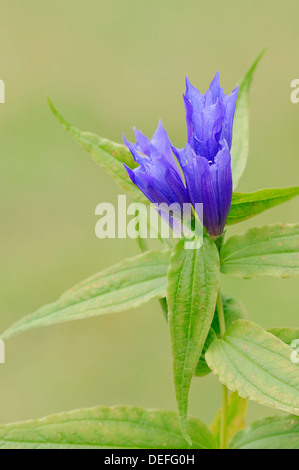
[137,235,148,254]
[216,289,226,339]
[220,384,228,450]
[158,297,168,321]
[217,289,228,449]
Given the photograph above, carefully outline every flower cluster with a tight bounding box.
[124,73,238,237]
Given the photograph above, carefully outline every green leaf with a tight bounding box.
[194,328,217,377]
[195,295,247,377]
[206,320,299,416]
[209,391,248,447]
[227,187,299,225]
[221,224,299,279]
[231,50,264,189]
[0,405,216,449]
[268,327,299,346]
[1,250,170,340]
[48,98,147,204]
[230,415,299,449]
[168,236,220,441]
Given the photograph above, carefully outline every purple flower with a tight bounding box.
[176,73,238,236]
[123,73,238,238]
[123,121,189,209]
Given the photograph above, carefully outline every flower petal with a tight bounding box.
[184,76,205,112]
[209,140,233,233]
[221,85,239,149]
[133,128,151,154]
[204,71,224,106]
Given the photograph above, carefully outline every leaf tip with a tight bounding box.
[183,430,192,447]
[47,95,56,115]
[178,414,192,447]
[47,97,70,130]
[248,49,266,78]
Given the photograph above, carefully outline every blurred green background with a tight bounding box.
[0,0,298,429]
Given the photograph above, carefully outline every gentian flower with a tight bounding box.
[173,73,238,236]
[123,121,189,210]
[124,73,238,238]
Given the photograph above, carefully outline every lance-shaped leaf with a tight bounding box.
[206,320,299,416]
[168,236,220,441]
[209,391,248,447]
[221,224,299,279]
[1,250,170,340]
[230,415,299,449]
[268,327,299,346]
[195,295,247,377]
[0,405,216,449]
[48,98,148,204]
[227,187,299,225]
[231,50,264,189]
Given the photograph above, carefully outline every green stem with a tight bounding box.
[216,289,228,449]
[136,235,148,254]
[158,297,168,321]
[216,289,226,339]
[220,384,228,450]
